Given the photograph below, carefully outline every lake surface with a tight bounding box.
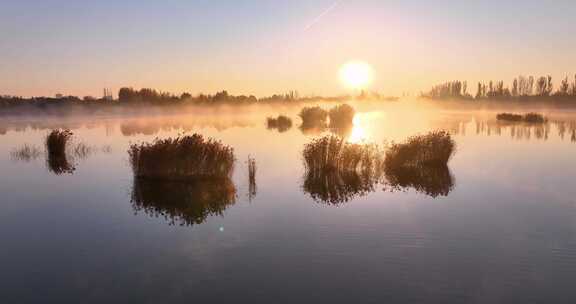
[2,102,576,303]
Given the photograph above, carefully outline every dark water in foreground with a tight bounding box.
[2,103,576,303]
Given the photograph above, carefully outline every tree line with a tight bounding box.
[424,74,576,100]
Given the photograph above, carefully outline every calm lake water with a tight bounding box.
[2,102,576,303]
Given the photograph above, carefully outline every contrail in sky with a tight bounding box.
[304,0,342,31]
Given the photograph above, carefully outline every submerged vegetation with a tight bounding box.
[46,129,75,174]
[496,113,546,124]
[131,177,236,226]
[266,115,293,132]
[128,134,235,180]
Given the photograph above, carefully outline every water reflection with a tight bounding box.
[303,170,380,205]
[433,114,576,142]
[10,144,42,162]
[383,164,455,198]
[47,150,76,175]
[248,156,257,202]
[131,178,237,226]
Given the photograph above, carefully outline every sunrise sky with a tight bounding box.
[2,0,576,98]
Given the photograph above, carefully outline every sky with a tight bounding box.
[2,0,576,98]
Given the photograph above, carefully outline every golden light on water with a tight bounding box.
[347,115,368,143]
[339,61,373,89]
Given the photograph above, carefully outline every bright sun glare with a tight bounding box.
[339,61,373,89]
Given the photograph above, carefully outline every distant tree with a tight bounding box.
[558,77,570,96]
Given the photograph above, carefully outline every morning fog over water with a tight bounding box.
[2,101,576,302]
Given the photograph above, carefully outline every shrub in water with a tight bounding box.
[128,134,234,180]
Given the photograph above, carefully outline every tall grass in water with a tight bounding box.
[302,135,383,204]
[329,104,355,128]
[128,134,234,180]
[248,156,257,201]
[46,129,75,174]
[131,178,236,226]
[384,131,455,168]
[299,106,328,129]
[383,131,455,197]
[497,112,546,123]
[266,115,293,132]
[10,144,42,162]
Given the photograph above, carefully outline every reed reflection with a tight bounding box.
[131,178,236,226]
[383,164,454,198]
[10,144,42,162]
[248,156,257,202]
[303,170,380,205]
[301,135,383,205]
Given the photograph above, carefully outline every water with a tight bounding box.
[2,102,576,303]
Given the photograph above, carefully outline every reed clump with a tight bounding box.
[329,104,355,128]
[304,135,384,174]
[299,106,328,129]
[131,177,236,226]
[46,129,75,174]
[523,113,547,123]
[266,115,293,132]
[382,131,455,197]
[497,112,546,123]
[46,129,73,158]
[128,134,234,180]
[384,131,455,168]
[302,135,384,204]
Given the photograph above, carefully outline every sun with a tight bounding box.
[339,61,373,89]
